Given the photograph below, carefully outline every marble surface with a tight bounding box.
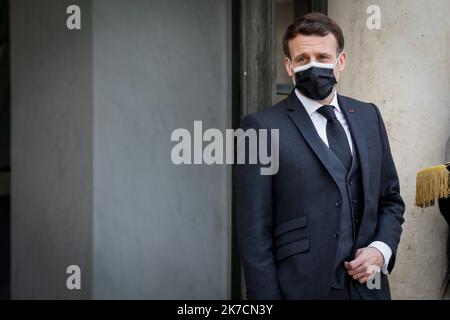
[91,0,231,299]
[11,0,93,299]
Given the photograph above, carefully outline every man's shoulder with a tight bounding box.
[240,99,288,129]
[338,94,381,118]
[339,94,375,110]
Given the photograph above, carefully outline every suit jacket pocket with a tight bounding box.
[275,237,310,262]
[274,216,307,238]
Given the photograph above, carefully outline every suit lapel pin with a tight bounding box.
[348,108,355,113]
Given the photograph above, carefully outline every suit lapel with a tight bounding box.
[337,94,370,209]
[337,95,372,246]
[285,91,371,212]
[285,91,345,190]
[286,91,373,247]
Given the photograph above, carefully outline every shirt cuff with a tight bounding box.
[368,241,392,274]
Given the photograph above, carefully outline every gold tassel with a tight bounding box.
[415,164,450,208]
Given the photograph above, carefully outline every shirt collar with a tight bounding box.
[294,89,342,116]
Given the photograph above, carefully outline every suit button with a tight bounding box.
[334,231,340,239]
[349,180,353,185]
[335,200,343,207]
[352,199,359,204]
[354,218,359,224]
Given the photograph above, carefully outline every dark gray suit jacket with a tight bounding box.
[235,91,405,299]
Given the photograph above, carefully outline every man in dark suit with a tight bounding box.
[235,13,405,300]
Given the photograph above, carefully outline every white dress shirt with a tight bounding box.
[295,89,392,274]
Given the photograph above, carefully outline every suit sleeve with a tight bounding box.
[234,113,282,300]
[371,103,405,273]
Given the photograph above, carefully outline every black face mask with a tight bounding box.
[292,58,339,101]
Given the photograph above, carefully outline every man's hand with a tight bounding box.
[344,247,384,284]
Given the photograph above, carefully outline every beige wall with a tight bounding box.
[329,0,450,299]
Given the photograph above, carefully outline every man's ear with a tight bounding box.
[337,51,346,72]
[284,57,294,78]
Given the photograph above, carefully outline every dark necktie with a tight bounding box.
[317,105,352,172]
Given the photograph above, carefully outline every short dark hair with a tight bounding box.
[283,12,345,59]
